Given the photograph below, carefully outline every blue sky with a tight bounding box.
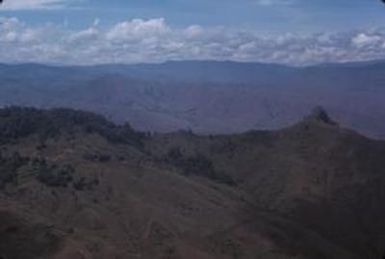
[1,0,385,32]
[0,0,385,64]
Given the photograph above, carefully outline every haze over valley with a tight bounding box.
[0,60,384,138]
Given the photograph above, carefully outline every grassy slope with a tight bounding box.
[0,107,384,258]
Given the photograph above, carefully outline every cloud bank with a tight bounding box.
[0,17,385,65]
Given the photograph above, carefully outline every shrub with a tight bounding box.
[0,152,29,188]
[73,177,99,191]
[35,162,74,188]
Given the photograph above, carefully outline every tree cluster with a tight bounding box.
[165,147,235,186]
[0,106,145,147]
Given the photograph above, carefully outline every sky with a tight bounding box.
[0,0,385,65]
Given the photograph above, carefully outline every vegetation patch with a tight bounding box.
[0,153,77,189]
[0,152,30,188]
[164,147,236,186]
[0,107,145,147]
[32,159,75,188]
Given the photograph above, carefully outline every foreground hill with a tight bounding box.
[0,107,384,259]
[1,61,385,138]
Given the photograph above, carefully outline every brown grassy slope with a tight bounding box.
[1,132,299,259]
[146,108,385,258]
[0,107,384,258]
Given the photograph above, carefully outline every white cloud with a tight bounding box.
[105,18,170,43]
[0,16,385,65]
[184,25,204,39]
[351,33,382,48]
[254,0,295,6]
[0,0,75,10]
[67,27,99,43]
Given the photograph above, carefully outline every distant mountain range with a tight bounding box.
[0,106,385,259]
[0,60,385,138]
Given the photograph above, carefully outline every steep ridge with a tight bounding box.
[0,107,384,258]
[147,107,385,258]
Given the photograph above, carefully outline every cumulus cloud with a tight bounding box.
[105,18,170,43]
[351,33,382,48]
[0,16,385,65]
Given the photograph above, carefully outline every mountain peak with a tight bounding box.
[304,106,337,126]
